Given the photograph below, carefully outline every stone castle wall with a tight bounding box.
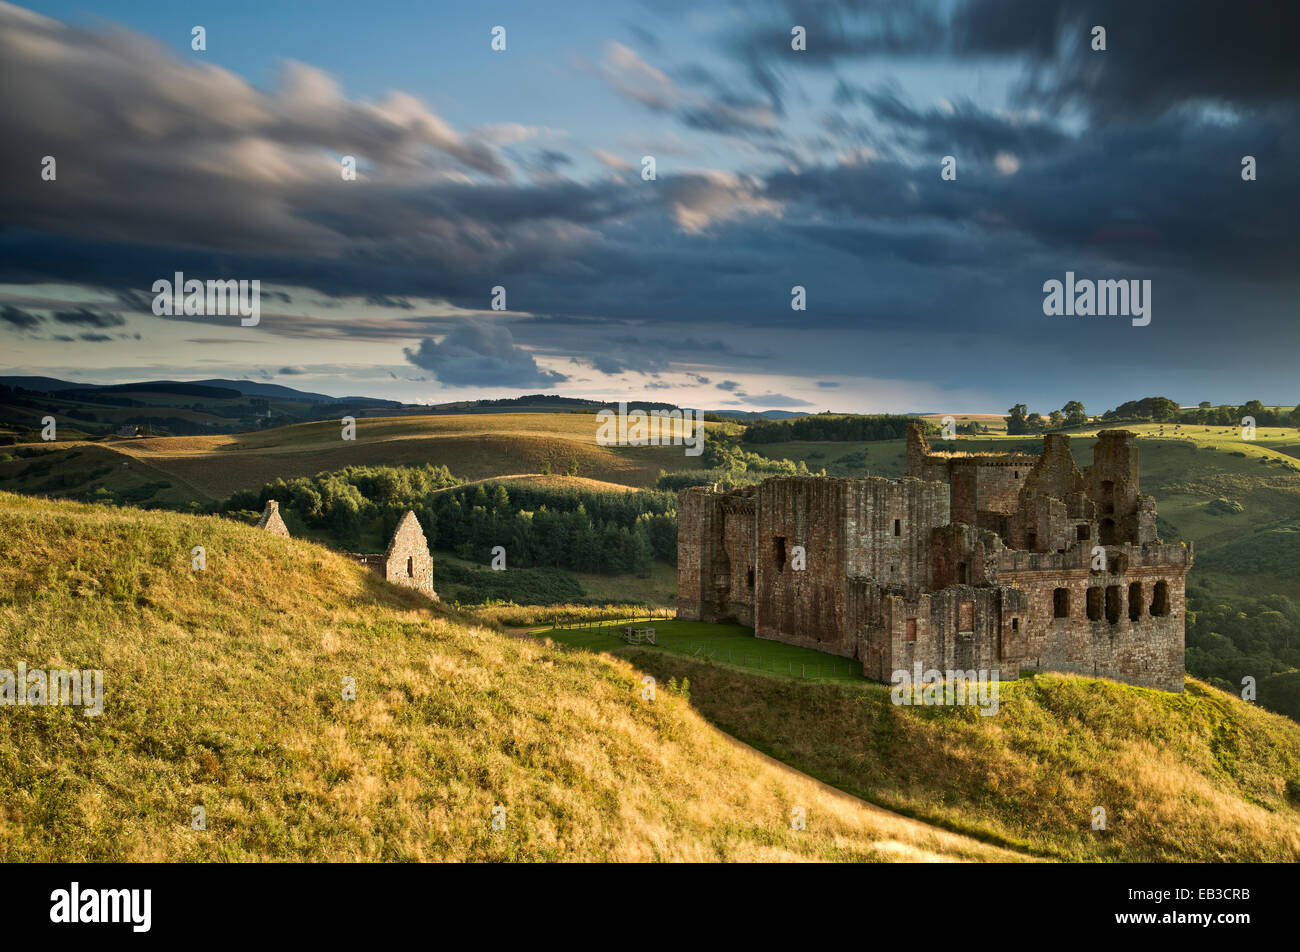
[679,426,1191,692]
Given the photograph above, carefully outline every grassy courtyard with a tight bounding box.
[535,618,867,682]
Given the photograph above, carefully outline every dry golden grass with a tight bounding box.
[0,492,1014,862]
[625,654,1300,862]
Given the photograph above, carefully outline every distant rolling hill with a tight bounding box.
[0,412,729,501]
[0,377,401,439]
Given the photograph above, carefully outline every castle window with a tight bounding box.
[1101,480,1115,514]
[1053,588,1070,618]
[1106,585,1121,625]
[905,619,917,642]
[1086,587,1103,621]
[407,556,414,578]
[1100,518,1117,546]
[1151,580,1171,617]
[774,536,787,571]
[1014,471,1020,478]
[746,568,754,589]
[894,518,901,536]
[1026,532,1037,550]
[1011,617,1019,632]
[1077,524,1090,541]
[1128,582,1143,621]
[958,600,974,632]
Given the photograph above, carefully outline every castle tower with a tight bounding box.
[1086,430,1145,543]
[905,423,930,478]
[255,500,290,537]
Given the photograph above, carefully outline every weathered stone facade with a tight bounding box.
[255,500,290,536]
[349,510,437,601]
[678,425,1191,692]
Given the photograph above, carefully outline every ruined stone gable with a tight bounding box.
[255,500,290,537]
[379,510,437,600]
[344,511,437,600]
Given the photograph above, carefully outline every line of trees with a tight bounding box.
[1006,401,1089,434]
[430,482,676,574]
[1173,400,1299,428]
[221,465,678,575]
[1006,397,1300,432]
[741,414,923,444]
[221,463,463,546]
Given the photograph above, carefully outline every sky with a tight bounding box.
[1,0,1297,413]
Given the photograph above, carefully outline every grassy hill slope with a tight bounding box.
[622,652,1300,862]
[0,492,1011,862]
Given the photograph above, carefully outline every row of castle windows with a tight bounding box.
[903,605,1016,642]
[1053,582,1170,623]
[903,582,1170,644]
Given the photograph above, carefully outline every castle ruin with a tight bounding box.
[677,425,1190,692]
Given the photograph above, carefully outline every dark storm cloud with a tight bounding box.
[948,0,1300,119]
[53,308,126,328]
[720,0,1300,122]
[833,83,1069,160]
[365,295,414,310]
[2,0,1298,404]
[403,321,569,388]
[0,305,44,329]
[764,107,1300,281]
[77,333,113,342]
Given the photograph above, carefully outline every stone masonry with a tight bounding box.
[677,425,1191,692]
[256,500,437,601]
[255,499,290,536]
[349,510,438,601]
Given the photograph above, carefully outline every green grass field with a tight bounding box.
[537,618,867,682]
